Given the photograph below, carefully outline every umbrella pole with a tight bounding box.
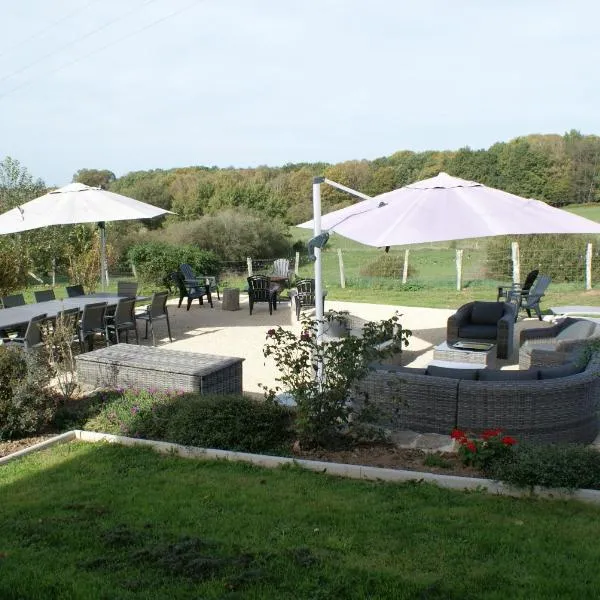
[99,221,107,291]
[312,178,325,336]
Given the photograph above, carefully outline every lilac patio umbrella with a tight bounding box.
[299,172,600,246]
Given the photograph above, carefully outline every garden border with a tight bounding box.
[2,430,600,505]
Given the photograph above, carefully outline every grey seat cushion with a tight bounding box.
[459,324,497,340]
[556,320,595,341]
[538,362,584,380]
[371,364,427,376]
[426,365,479,380]
[478,369,538,381]
[471,302,505,325]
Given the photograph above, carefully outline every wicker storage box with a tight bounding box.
[76,344,243,394]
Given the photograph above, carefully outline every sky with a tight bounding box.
[1,0,599,185]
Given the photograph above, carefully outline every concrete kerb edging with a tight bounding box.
[3,430,600,505]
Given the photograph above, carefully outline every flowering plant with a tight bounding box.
[451,428,517,471]
[262,313,411,447]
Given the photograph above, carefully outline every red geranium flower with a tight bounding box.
[466,441,477,453]
[451,428,466,440]
[501,436,517,446]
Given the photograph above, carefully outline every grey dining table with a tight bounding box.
[0,294,150,332]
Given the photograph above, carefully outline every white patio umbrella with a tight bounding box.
[300,172,600,339]
[300,172,600,246]
[0,182,173,287]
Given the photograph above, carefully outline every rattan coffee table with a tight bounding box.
[432,341,496,368]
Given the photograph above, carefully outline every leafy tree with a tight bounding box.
[72,168,116,188]
[0,156,45,211]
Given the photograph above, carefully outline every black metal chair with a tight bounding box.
[1,293,25,308]
[117,281,138,297]
[247,275,278,315]
[136,291,172,346]
[169,270,212,310]
[34,289,56,303]
[66,284,85,298]
[508,274,552,321]
[497,269,539,302]
[291,278,327,321]
[105,297,139,345]
[78,302,108,352]
[1,313,47,351]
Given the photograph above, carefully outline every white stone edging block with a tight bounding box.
[3,430,600,505]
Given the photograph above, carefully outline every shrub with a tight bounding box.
[83,389,294,454]
[359,253,417,279]
[263,313,411,448]
[489,443,600,491]
[0,347,55,440]
[127,242,220,286]
[156,210,293,262]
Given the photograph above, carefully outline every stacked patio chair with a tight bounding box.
[508,274,551,320]
[169,269,212,310]
[180,263,219,301]
[496,269,538,302]
[271,258,293,287]
[34,289,56,302]
[136,291,172,346]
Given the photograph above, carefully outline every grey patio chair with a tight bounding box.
[136,291,172,346]
[66,284,85,297]
[496,269,538,302]
[1,293,25,308]
[508,274,551,320]
[105,296,139,345]
[169,270,212,310]
[78,301,108,352]
[34,289,56,303]
[1,313,47,351]
[117,281,138,297]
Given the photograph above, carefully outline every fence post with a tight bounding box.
[455,249,463,291]
[511,242,520,284]
[51,257,56,287]
[402,249,410,284]
[131,262,138,279]
[246,257,253,277]
[586,243,593,290]
[337,248,346,288]
[294,251,299,276]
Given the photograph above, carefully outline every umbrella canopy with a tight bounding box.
[0,182,173,288]
[0,182,170,233]
[299,172,600,246]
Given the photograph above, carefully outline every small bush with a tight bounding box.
[359,253,417,279]
[83,389,294,454]
[489,443,600,491]
[127,242,220,286]
[0,238,29,297]
[0,347,55,440]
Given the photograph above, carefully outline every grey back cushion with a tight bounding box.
[371,364,427,376]
[538,362,584,380]
[478,369,538,381]
[426,365,479,380]
[556,320,595,341]
[471,302,505,325]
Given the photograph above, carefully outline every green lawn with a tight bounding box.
[2,442,600,599]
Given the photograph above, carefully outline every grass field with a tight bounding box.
[3,442,600,599]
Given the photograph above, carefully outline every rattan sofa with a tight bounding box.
[519,317,600,369]
[353,354,600,444]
